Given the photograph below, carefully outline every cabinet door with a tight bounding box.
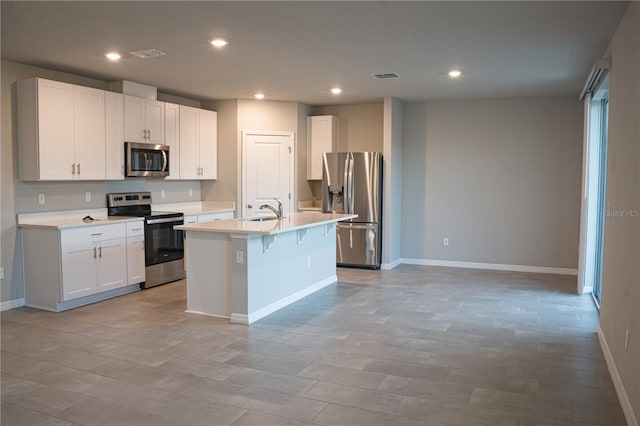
[199,109,217,180]
[73,86,106,180]
[164,103,180,180]
[106,92,125,180]
[179,105,199,179]
[126,235,146,285]
[145,100,165,144]
[37,79,75,180]
[307,115,338,180]
[124,95,146,143]
[96,238,127,292]
[61,246,97,301]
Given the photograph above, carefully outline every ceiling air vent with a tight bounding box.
[371,72,401,79]
[129,49,166,59]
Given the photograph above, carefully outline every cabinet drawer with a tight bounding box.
[126,221,145,237]
[198,211,233,223]
[184,215,198,225]
[61,223,126,251]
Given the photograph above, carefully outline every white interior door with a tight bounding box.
[242,131,294,218]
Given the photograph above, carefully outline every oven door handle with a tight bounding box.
[146,217,184,225]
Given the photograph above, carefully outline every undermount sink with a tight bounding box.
[241,216,279,222]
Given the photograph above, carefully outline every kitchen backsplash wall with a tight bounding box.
[15,180,202,213]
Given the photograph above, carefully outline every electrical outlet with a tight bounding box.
[235,250,244,264]
[307,256,311,267]
[443,237,449,246]
[625,329,630,351]
[188,188,193,197]
[160,189,166,199]
[38,193,45,205]
[0,267,4,280]
[85,191,92,202]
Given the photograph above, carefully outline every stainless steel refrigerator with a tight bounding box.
[322,152,382,268]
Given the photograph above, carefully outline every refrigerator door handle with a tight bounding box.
[346,153,355,214]
[343,154,350,213]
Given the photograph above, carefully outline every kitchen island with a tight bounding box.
[175,212,356,324]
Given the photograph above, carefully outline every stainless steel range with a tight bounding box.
[107,192,185,289]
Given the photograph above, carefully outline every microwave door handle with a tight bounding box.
[161,150,168,172]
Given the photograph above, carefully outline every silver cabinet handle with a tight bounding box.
[93,247,97,258]
[91,233,102,236]
[98,247,102,258]
[72,163,76,175]
[77,163,80,176]
[131,228,141,231]
[148,129,151,139]
[247,204,253,208]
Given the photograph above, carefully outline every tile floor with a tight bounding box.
[1,265,627,425]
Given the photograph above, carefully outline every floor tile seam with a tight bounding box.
[152,371,327,403]
[470,385,575,417]
[301,383,405,419]
[0,399,82,425]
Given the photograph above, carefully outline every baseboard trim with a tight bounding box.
[381,258,402,270]
[400,258,578,276]
[185,310,230,320]
[1,298,25,311]
[597,325,639,426]
[232,274,338,325]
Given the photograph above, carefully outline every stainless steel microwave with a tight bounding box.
[125,142,170,177]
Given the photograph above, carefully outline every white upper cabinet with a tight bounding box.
[179,105,217,180]
[307,115,338,180]
[124,95,165,145]
[18,78,106,181]
[164,102,180,180]
[105,92,125,180]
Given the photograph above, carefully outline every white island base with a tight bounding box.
[179,213,355,324]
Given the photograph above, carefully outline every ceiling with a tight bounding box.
[1,1,629,106]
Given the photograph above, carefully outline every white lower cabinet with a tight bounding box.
[60,224,127,301]
[22,221,143,312]
[126,221,146,285]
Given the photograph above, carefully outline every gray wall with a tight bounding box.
[311,102,383,153]
[401,97,583,269]
[599,3,640,421]
[0,60,205,303]
[201,99,314,214]
[382,97,404,266]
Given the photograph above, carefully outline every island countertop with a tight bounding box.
[175,212,357,235]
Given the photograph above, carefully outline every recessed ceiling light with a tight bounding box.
[211,39,229,48]
[105,52,121,61]
[330,87,342,95]
[254,93,265,100]
[448,70,462,78]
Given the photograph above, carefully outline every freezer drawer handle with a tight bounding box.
[338,224,375,230]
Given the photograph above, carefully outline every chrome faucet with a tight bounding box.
[259,198,283,219]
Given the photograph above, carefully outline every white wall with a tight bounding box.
[401,97,583,270]
[598,3,640,423]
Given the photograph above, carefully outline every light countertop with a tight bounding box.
[17,201,235,229]
[17,210,143,229]
[175,212,356,235]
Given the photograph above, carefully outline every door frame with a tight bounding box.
[241,130,295,219]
